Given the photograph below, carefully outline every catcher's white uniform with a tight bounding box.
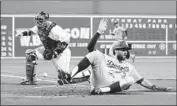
[30,22,71,74]
[18,11,72,85]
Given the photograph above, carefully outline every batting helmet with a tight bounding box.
[112,40,131,50]
[112,40,131,59]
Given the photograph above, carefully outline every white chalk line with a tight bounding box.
[2,94,70,98]
[142,92,176,95]
[126,89,176,95]
[1,74,88,88]
[2,92,176,99]
[34,84,87,89]
[1,74,57,83]
[34,85,57,88]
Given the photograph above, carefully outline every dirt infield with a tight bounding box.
[1,58,176,105]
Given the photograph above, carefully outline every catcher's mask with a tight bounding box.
[34,11,49,28]
[112,40,131,59]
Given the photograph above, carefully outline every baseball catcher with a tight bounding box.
[16,11,71,85]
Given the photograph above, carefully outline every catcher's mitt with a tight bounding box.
[55,41,68,54]
[43,49,56,60]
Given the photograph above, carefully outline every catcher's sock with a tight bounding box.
[71,57,91,78]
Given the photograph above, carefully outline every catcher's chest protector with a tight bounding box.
[38,23,58,50]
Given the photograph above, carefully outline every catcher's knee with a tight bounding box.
[25,49,38,64]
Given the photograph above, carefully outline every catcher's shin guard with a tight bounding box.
[20,49,38,85]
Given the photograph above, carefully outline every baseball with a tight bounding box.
[43,72,48,77]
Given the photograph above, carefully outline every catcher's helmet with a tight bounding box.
[34,11,49,26]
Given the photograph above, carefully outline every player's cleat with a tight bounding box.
[90,88,104,95]
[152,85,173,92]
[57,79,64,85]
[20,80,37,85]
[57,69,71,85]
[164,87,173,92]
[57,79,70,85]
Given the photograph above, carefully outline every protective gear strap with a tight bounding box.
[25,50,38,81]
[39,22,56,50]
[46,22,56,33]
